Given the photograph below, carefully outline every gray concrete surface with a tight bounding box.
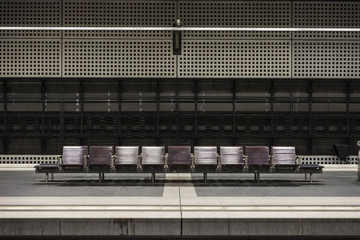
[0,171,359,197]
[0,170,360,238]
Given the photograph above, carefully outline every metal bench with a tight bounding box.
[358,149,360,181]
[60,146,88,169]
[35,145,324,184]
[141,146,165,182]
[36,146,88,183]
[114,146,140,172]
[88,146,114,182]
[167,146,192,172]
[271,146,298,169]
[245,146,270,182]
[300,164,324,183]
[194,146,219,182]
[219,146,244,172]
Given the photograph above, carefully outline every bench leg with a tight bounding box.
[45,173,49,184]
[51,173,54,182]
[151,173,155,183]
[99,173,102,183]
[204,173,207,183]
[254,172,260,182]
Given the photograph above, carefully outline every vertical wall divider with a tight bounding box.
[41,81,46,154]
[118,80,122,146]
[194,79,198,146]
[80,81,84,145]
[3,80,8,154]
[232,80,236,146]
[308,81,313,154]
[156,79,160,145]
[270,81,275,147]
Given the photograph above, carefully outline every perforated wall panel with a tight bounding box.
[0,40,61,77]
[63,30,172,39]
[293,31,360,40]
[63,0,176,26]
[293,1,360,40]
[63,40,175,78]
[62,0,176,39]
[0,30,61,39]
[183,31,291,40]
[180,1,291,40]
[293,1,360,27]
[179,1,291,27]
[0,0,61,38]
[293,41,360,78]
[179,40,291,78]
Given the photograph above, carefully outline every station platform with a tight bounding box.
[0,166,360,239]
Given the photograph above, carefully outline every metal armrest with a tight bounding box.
[83,155,88,168]
[137,154,142,168]
[110,155,115,168]
[295,155,300,165]
[164,153,169,168]
[191,153,195,168]
[57,156,62,165]
[217,154,221,168]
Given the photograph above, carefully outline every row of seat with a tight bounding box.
[60,145,297,168]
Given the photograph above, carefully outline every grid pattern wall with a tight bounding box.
[0,0,61,26]
[293,41,360,78]
[179,1,291,27]
[0,0,359,78]
[182,31,291,40]
[179,40,291,78]
[0,0,61,38]
[179,1,291,40]
[63,40,175,77]
[0,40,61,77]
[293,1,360,27]
[63,0,176,26]
[62,0,175,39]
[291,1,360,78]
[0,155,59,164]
[293,31,360,40]
[63,30,172,39]
[299,155,358,165]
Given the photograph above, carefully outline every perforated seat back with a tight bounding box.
[89,146,113,165]
[141,146,165,165]
[271,146,296,165]
[115,146,139,165]
[167,146,191,165]
[62,146,88,165]
[245,146,270,165]
[194,146,218,165]
[220,146,244,165]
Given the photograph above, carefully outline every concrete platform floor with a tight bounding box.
[0,167,360,238]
